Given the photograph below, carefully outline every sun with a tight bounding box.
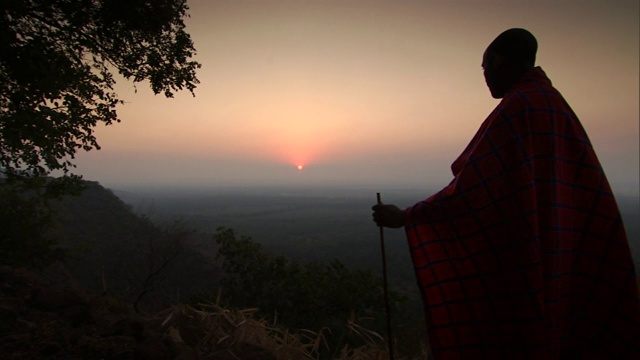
[297,165,303,171]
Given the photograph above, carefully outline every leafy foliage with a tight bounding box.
[213,227,407,334]
[0,180,65,267]
[0,0,200,180]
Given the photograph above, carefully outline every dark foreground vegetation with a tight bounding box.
[2,179,638,359]
[0,180,429,359]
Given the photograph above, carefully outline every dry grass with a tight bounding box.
[154,301,399,359]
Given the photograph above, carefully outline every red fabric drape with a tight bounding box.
[406,67,640,359]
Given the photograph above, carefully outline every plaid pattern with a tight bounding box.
[406,67,640,359]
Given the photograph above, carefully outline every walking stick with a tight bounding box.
[377,192,395,360]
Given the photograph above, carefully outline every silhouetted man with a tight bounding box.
[373,28,640,359]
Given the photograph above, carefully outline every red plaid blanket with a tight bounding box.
[406,67,640,359]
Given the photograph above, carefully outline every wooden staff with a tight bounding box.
[377,192,394,360]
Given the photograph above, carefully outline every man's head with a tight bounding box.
[482,28,538,98]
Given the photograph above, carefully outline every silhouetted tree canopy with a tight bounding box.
[0,0,200,181]
[213,227,407,333]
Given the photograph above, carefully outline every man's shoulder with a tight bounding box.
[501,80,566,113]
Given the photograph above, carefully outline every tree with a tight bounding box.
[0,180,65,267]
[213,228,407,334]
[0,0,200,183]
[131,219,194,313]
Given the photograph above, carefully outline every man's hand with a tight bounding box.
[372,203,406,228]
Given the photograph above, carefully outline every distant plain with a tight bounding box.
[115,185,640,283]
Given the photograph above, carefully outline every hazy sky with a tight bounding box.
[73,0,639,195]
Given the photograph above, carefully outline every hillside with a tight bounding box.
[50,181,217,310]
[4,181,635,359]
[0,265,366,359]
[0,181,409,359]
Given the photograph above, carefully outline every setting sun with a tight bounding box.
[69,1,638,194]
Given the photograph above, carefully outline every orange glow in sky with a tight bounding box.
[72,0,639,194]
